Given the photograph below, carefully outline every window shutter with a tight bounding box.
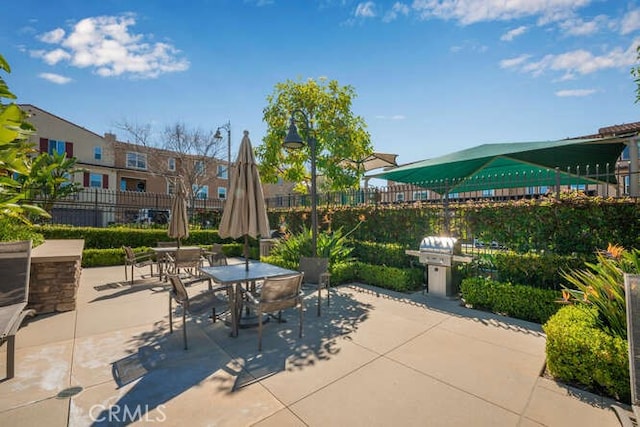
[102,174,109,189]
[83,172,89,187]
[65,142,74,157]
[39,138,48,153]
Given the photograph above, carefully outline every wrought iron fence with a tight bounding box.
[33,161,635,230]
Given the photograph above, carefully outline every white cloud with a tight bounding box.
[39,28,65,44]
[31,14,189,79]
[410,0,591,25]
[375,114,406,120]
[555,88,596,97]
[500,26,527,41]
[559,15,609,36]
[621,10,640,35]
[503,39,640,77]
[355,2,376,18]
[383,2,410,22]
[38,73,72,84]
[43,49,72,65]
[499,54,532,69]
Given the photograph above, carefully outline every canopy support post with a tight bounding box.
[628,136,639,197]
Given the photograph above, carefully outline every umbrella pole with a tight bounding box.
[244,235,249,271]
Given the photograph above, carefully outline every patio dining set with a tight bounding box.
[121,242,332,353]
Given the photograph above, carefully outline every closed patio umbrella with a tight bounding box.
[168,176,189,248]
[219,130,270,270]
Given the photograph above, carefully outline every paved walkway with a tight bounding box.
[0,264,627,426]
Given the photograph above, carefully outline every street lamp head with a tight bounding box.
[214,128,222,140]
[283,117,305,149]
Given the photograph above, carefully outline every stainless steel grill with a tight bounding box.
[418,236,460,267]
[406,236,465,298]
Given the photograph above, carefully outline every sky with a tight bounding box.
[2,0,640,170]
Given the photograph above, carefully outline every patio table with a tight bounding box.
[199,261,299,337]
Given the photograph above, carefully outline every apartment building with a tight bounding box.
[19,104,229,225]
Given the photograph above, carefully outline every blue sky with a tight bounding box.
[2,0,640,168]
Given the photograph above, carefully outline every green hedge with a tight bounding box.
[80,242,249,268]
[460,277,562,324]
[493,252,591,290]
[261,256,423,293]
[38,225,248,249]
[269,195,640,254]
[543,305,630,403]
[351,240,413,269]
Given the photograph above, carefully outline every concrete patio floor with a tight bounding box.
[0,261,629,426]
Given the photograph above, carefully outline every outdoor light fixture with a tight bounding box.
[282,110,318,258]
[214,121,231,194]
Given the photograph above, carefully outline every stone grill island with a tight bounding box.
[29,239,84,314]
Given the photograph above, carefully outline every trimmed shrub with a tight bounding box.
[460,277,562,324]
[544,305,630,403]
[260,256,422,293]
[350,240,413,269]
[493,251,590,290]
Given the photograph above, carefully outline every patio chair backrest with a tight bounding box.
[168,275,189,305]
[173,248,203,269]
[123,246,135,261]
[0,241,32,307]
[299,257,329,284]
[259,274,303,306]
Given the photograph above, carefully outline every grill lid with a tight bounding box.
[419,236,460,254]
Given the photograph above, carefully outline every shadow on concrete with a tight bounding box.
[91,287,372,425]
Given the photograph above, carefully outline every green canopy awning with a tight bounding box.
[373,137,628,194]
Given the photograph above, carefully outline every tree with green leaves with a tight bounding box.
[258,77,372,192]
[20,150,84,215]
[632,45,640,103]
[0,54,48,223]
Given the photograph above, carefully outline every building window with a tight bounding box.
[413,190,428,201]
[448,192,459,199]
[395,193,404,202]
[126,152,147,170]
[168,157,176,171]
[625,175,630,194]
[49,140,66,155]
[94,146,102,160]
[217,165,228,179]
[482,189,495,197]
[621,146,630,161]
[193,184,208,199]
[120,178,126,191]
[89,173,103,188]
[218,187,227,199]
[195,160,205,175]
[168,181,175,195]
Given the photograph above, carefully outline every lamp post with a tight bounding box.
[214,121,231,195]
[283,110,318,258]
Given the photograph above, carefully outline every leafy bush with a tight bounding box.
[81,248,125,267]
[561,244,640,339]
[269,225,355,266]
[0,217,44,246]
[261,255,421,293]
[493,251,589,290]
[544,305,629,403]
[351,240,412,269]
[38,225,245,249]
[460,277,562,324]
[354,262,423,292]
